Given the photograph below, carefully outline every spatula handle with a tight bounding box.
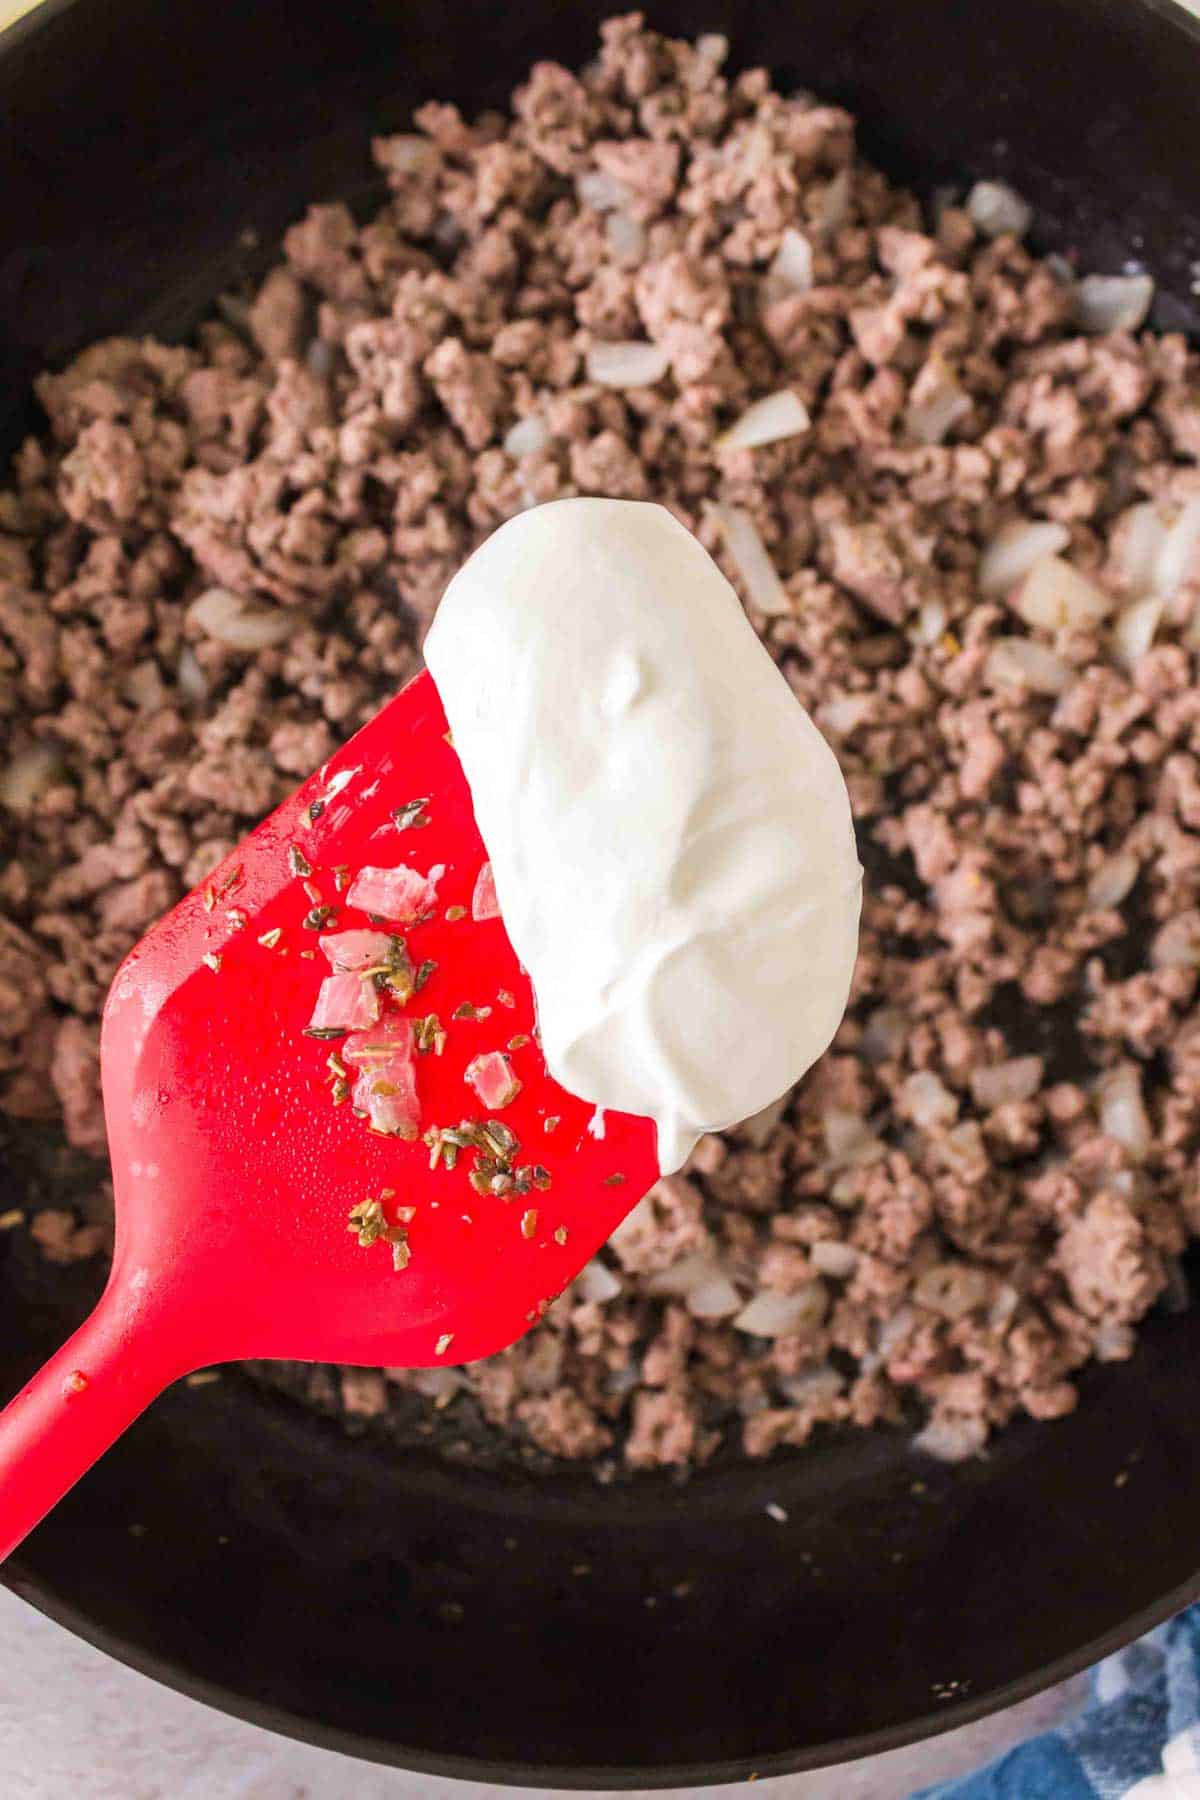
[0,1272,195,1561]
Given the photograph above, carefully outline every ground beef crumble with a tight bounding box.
[2,15,1200,1472]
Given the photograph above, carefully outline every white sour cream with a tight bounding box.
[425,498,862,1171]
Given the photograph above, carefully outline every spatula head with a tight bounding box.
[100,671,658,1371]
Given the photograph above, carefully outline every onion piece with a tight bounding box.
[606,212,646,263]
[686,1275,743,1321]
[319,929,403,974]
[717,389,811,453]
[1112,595,1163,671]
[1087,852,1139,911]
[979,520,1071,596]
[346,862,442,923]
[471,861,501,922]
[188,586,297,651]
[779,1365,845,1405]
[1097,1062,1151,1159]
[585,340,670,388]
[1151,910,1200,969]
[810,1240,859,1280]
[1155,496,1200,599]
[503,416,549,459]
[1075,272,1154,334]
[970,1055,1043,1110]
[308,971,380,1036]
[704,501,791,616]
[984,637,1072,696]
[177,645,208,702]
[576,169,632,213]
[819,692,873,737]
[464,1051,521,1111]
[1014,554,1112,630]
[966,179,1032,239]
[343,1016,420,1139]
[0,744,62,816]
[734,1283,827,1338]
[575,1259,622,1304]
[900,1069,958,1130]
[914,1413,987,1463]
[1116,502,1169,595]
[646,1251,722,1298]
[905,374,971,446]
[763,227,814,301]
[910,597,947,647]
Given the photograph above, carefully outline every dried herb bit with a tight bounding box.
[203,885,216,912]
[532,1165,552,1191]
[0,1208,25,1231]
[520,1209,539,1239]
[226,907,248,931]
[453,1001,492,1021]
[435,1332,454,1357]
[304,1024,348,1040]
[445,904,467,923]
[186,1370,222,1389]
[413,1013,447,1056]
[543,1115,560,1135]
[299,798,325,829]
[348,1198,387,1245]
[221,864,245,895]
[496,989,516,1009]
[481,1119,519,1159]
[393,796,431,831]
[331,1078,351,1106]
[373,935,415,1003]
[201,952,223,973]
[303,904,337,931]
[554,1225,568,1247]
[413,958,437,993]
[507,1034,530,1051]
[391,1237,412,1272]
[287,844,312,878]
[332,864,350,894]
[258,926,282,949]
[603,1172,627,1187]
[326,1051,349,1080]
[302,879,323,905]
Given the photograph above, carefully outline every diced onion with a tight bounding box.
[717,389,811,453]
[575,1259,622,1304]
[1087,852,1139,910]
[984,636,1072,696]
[901,1069,958,1130]
[177,645,209,701]
[0,744,61,816]
[1155,496,1200,599]
[1075,272,1154,334]
[188,586,296,651]
[606,212,646,263]
[819,691,873,737]
[966,180,1032,239]
[979,520,1071,596]
[576,169,632,213]
[1014,555,1112,630]
[1097,1062,1151,1158]
[1116,503,1169,595]
[914,1413,987,1463]
[905,376,971,446]
[734,1283,827,1338]
[810,1240,859,1279]
[503,415,549,459]
[1151,910,1200,969]
[909,597,947,647]
[646,1251,722,1298]
[704,501,791,616]
[779,1365,845,1404]
[763,227,814,300]
[1111,596,1163,671]
[686,1275,743,1321]
[970,1055,1043,1110]
[585,340,670,388]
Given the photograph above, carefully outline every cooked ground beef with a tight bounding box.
[2,14,1200,1471]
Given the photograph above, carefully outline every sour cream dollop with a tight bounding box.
[425,498,862,1172]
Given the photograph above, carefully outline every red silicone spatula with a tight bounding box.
[0,670,659,1559]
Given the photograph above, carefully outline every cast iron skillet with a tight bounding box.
[2,0,1200,1785]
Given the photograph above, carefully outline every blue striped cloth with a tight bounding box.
[915,1606,1200,1799]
